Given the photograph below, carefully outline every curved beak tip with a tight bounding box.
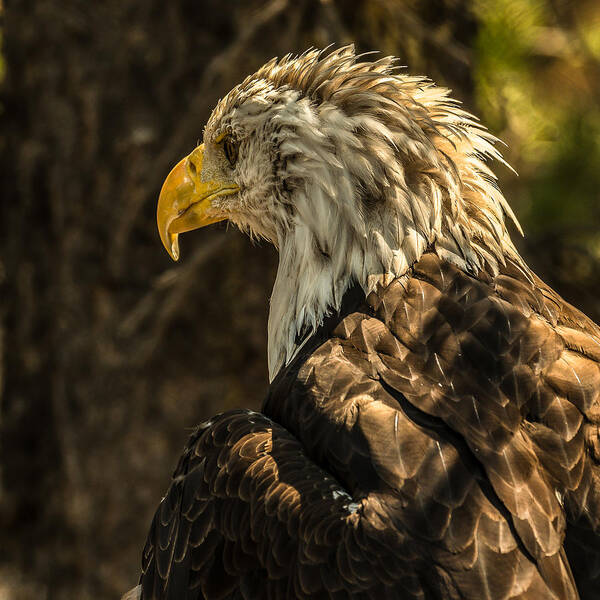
[157,156,189,261]
[158,220,181,261]
[170,236,180,261]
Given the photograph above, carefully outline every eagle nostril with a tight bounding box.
[187,159,197,179]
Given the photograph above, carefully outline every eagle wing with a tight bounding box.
[140,409,430,599]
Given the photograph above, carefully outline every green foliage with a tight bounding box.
[473,0,600,253]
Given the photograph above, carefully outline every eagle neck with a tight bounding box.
[267,221,357,381]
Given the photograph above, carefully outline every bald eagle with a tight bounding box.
[133,47,600,599]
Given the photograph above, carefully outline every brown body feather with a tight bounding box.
[139,251,600,599]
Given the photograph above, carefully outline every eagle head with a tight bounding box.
[157,45,522,379]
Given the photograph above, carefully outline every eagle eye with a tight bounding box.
[223,136,238,167]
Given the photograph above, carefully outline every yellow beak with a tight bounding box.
[157,144,239,260]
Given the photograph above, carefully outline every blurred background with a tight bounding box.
[1,0,600,598]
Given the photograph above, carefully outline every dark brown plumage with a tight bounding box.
[138,252,600,599]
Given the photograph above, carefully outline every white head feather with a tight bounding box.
[202,46,522,380]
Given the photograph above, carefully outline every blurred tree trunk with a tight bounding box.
[0,1,477,598]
